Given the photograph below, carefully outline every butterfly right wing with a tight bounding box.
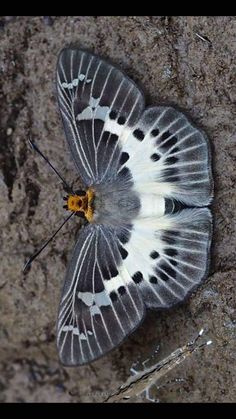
[57,223,145,366]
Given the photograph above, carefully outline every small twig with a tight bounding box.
[104,329,212,403]
[195,32,212,46]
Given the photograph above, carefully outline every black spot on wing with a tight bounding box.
[110,134,119,142]
[117,116,126,125]
[132,271,143,284]
[150,251,159,259]
[149,276,158,284]
[101,266,110,280]
[109,110,117,119]
[133,128,145,141]
[151,128,160,137]
[118,286,126,295]
[110,266,119,277]
[110,291,118,302]
[102,265,119,280]
[118,244,128,260]
[120,152,129,165]
[169,259,178,266]
[161,131,171,141]
[165,248,178,257]
[151,153,160,162]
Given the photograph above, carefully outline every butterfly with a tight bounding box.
[55,47,213,366]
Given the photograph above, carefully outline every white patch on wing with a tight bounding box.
[62,325,93,339]
[103,275,125,293]
[133,182,175,197]
[78,290,111,307]
[62,74,92,89]
[90,305,101,316]
[123,220,165,281]
[77,96,110,121]
[105,119,125,136]
[138,194,165,218]
[120,209,212,308]
[95,290,111,306]
[77,291,93,306]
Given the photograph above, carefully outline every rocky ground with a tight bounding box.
[0,16,235,402]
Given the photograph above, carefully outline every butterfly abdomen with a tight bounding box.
[138,194,165,218]
[93,184,140,225]
[92,188,178,224]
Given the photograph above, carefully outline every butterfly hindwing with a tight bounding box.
[56,48,145,186]
[57,223,145,366]
[117,207,212,309]
[119,106,213,207]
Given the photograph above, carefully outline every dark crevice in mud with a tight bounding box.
[25,177,41,218]
[0,96,26,201]
[0,29,33,201]
[18,141,28,167]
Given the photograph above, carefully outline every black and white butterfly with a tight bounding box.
[56,48,213,366]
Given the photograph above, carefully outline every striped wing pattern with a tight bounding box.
[56,48,213,365]
[57,48,144,186]
[57,224,145,366]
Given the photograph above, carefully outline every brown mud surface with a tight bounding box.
[0,16,235,402]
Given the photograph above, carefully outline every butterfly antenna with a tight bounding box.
[28,137,73,193]
[23,212,75,273]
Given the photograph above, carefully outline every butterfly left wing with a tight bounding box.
[57,223,145,366]
[56,48,145,186]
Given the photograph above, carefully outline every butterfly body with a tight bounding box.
[65,188,95,221]
[55,48,213,366]
[92,181,140,226]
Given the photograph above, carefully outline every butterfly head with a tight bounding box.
[63,188,94,222]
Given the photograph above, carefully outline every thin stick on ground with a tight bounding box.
[104,328,212,403]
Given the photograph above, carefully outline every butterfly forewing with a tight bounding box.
[56,48,145,186]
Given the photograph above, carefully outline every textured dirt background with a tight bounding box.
[0,16,235,403]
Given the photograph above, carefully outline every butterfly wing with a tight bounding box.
[56,48,144,186]
[112,208,212,309]
[57,223,145,366]
[120,106,213,207]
